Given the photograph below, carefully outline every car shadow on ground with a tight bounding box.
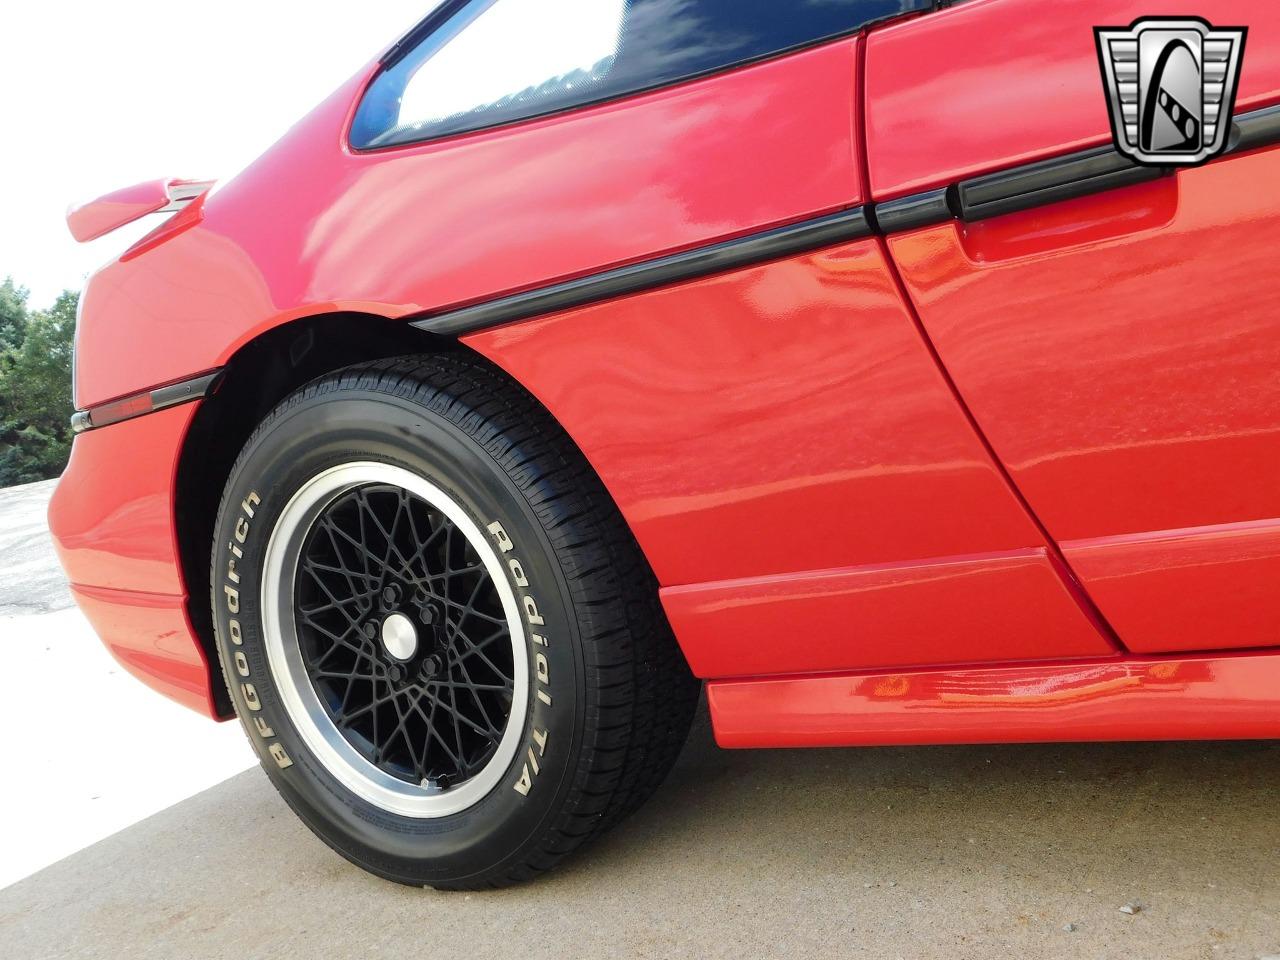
[2,706,1277,960]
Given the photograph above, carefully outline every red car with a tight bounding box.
[52,0,1280,887]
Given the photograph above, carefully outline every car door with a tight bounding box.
[866,0,1280,653]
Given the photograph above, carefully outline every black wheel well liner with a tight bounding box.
[173,312,465,717]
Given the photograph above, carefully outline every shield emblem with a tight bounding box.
[1095,18,1246,166]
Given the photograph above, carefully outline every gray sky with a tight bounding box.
[0,2,430,309]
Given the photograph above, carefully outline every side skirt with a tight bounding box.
[707,651,1280,748]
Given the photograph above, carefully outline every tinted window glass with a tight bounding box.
[352,0,929,149]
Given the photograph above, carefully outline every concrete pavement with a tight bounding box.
[1,481,1278,959]
[0,479,255,888]
[3,724,1279,959]
[0,479,73,615]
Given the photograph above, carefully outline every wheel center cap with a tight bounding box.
[380,613,418,661]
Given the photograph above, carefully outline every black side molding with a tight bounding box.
[72,369,223,434]
[1234,102,1280,154]
[410,100,1280,339]
[67,105,1280,429]
[871,187,956,233]
[953,146,1168,222]
[887,101,1280,229]
[413,207,873,337]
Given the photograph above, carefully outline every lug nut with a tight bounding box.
[389,664,404,683]
[363,621,378,640]
[419,605,436,625]
[421,655,442,679]
[382,584,401,605]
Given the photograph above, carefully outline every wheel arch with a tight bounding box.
[174,311,461,716]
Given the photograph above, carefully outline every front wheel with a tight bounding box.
[210,354,698,888]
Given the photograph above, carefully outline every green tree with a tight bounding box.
[0,277,30,352]
[0,287,77,485]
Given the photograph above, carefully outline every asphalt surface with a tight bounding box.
[1,482,1278,959]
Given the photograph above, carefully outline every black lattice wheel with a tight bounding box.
[295,482,517,789]
[261,462,529,818]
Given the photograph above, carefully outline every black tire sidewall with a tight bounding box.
[212,385,583,886]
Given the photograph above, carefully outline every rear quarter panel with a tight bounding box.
[75,42,865,407]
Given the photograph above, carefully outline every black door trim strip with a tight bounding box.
[1234,101,1280,154]
[954,145,1169,222]
[412,206,873,336]
[870,187,957,234]
[405,102,1280,339]
[891,101,1280,229]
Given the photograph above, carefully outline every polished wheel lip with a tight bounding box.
[261,461,529,819]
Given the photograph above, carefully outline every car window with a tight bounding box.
[352,0,930,149]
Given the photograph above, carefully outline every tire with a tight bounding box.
[210,354,698,888]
